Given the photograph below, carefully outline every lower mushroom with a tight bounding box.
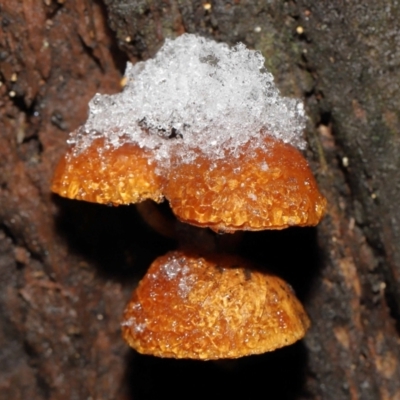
[122,250,310,360]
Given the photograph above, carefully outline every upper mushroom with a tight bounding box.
[51,34,326,231]
[52,137,163,205]
[165,136,326,232]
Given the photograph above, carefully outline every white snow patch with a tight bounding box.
[160,255,197,298]
[121,317,146,333]
[68,34,306,170]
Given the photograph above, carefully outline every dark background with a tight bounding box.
[1,1,400,399]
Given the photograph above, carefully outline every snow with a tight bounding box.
[160,256,196,298]
[68,34,306,168]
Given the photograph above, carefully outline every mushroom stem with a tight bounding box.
[135,200,176,240]
[136,200,245,254]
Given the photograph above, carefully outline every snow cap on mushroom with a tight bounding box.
[68,33,306,169]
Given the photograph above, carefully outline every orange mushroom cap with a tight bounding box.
[164,136,327,233]
[51,137,163,205]
[122,250,310,360]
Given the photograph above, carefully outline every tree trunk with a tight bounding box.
[1,1,399,399]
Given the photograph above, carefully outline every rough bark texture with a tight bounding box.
[1,1,399,399]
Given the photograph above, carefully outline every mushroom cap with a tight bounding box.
[51,137,163,205]
[122,250,310,360]
[164,137,327,233]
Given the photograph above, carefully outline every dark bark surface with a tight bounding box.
[1,1,399,399]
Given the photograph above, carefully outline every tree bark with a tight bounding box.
[1,1,399,399]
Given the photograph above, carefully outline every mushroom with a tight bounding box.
[51,134,326,234]
[52,137,163,205]
[51,34,325,360]
[122,250,310,360]
[165,136,326,233]
[51,34,325,231]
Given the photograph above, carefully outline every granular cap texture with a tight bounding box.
[52,137,163,205]
[164,137,327,233]
[122,251,310,360]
